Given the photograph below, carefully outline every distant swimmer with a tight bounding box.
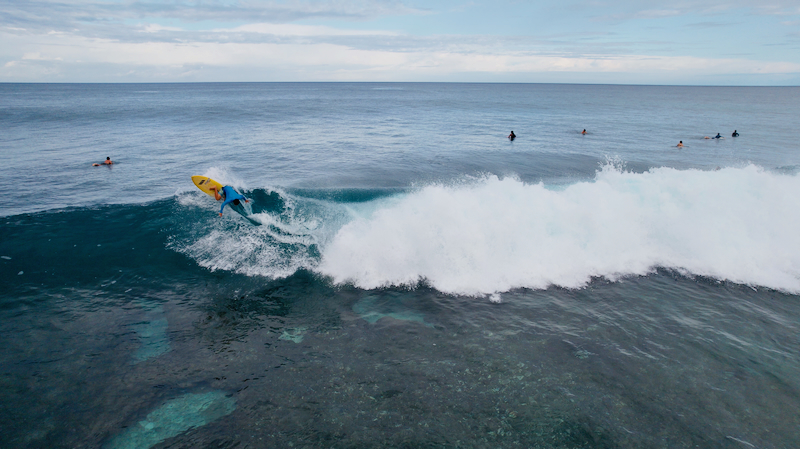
[581,129,587,135]
[508,130,516,141]
[677,141,683,148]
[209,185,249,217]
[714,133,722,139]
[92,157,113,167]
[732,130,739,137]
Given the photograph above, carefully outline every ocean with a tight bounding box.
[1,82,799,448]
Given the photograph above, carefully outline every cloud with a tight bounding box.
[684,20,738,28]
[578,0,800,22]
[22,52,62,61]
[139,23,184,33]
[2,26,798,83]
[1,0,798,84]
[229,23,399,36]
[0,0,425,32]
[631,9,683,19]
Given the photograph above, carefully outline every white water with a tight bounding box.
[318,164,800,296]
[176,166,336,278]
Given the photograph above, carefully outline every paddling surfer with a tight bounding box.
[209,185,249,216]
[92,157,113,166]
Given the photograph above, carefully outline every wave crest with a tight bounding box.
[317,165,800,295]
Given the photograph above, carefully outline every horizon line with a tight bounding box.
[1,81,798,88]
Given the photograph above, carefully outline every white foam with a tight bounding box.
[180,228,307,278]
[173,176,344,278]
[202,166,248,191]
[175,190,208,208]
[317,164,800,295]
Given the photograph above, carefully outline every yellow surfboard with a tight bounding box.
[192,175,260,225]
[191,175,223,198]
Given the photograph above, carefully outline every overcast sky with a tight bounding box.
[1,0,799,84]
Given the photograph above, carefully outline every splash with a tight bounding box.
[174,186,344,278]
[318,164,800,295]
[179,228,315,278]
[201,167,247,191]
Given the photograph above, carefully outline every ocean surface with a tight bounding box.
[1,83,799,448]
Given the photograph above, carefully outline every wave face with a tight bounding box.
[318,164,800,295]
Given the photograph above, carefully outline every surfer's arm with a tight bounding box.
[219,196,239,215]
[209,186,222,201]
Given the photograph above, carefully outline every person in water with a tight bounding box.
[209,185,249,217]
[92,157,113,166]
[581,129,587,134]
[732,130,739,137]
[714,133,722,139]
[508,130,516,140]
[677,141,683,148]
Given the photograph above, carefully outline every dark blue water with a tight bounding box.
[1,83,800,448]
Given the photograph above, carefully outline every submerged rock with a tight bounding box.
[105,390,236,449]
[279,326,308,343]
[353,293,432,327]
[130,304,170,364]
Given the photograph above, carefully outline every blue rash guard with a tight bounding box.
[219,185,246,214]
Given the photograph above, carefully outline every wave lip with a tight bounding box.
[318,165,800,296]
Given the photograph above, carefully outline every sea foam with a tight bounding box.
[317,164,800,295]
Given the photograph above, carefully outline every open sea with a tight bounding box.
[1,82,800,449]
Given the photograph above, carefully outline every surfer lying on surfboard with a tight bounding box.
[92,157,113,166]
[209,185,249,217]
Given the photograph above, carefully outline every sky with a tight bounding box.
[1,0,799,85]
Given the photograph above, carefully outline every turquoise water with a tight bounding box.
[1,83,800,448]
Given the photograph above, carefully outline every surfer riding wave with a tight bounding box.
[209,185,249,216]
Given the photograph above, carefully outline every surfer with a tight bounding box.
[732,130,739,137]
[714,133,722,139]
[677,141,683,148]
[92,157,113,166]
[209,185,249,217]
[582,129,587,135]
[508,130,516,140]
